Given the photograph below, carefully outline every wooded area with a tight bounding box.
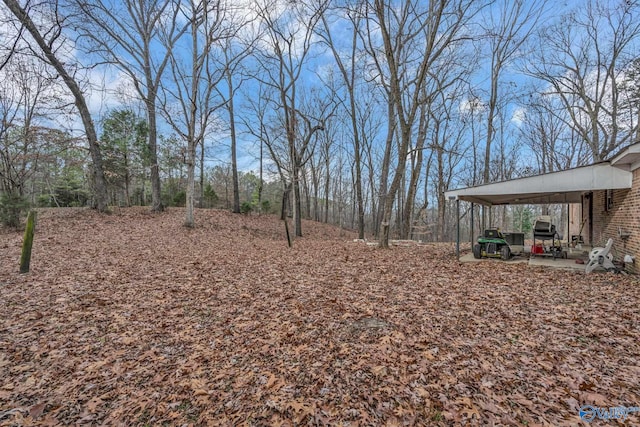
[1,0,639,243]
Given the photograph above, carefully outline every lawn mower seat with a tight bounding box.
[585,238,616,273]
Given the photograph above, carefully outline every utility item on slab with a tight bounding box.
[532,215,566,259]
[585,238,618,273]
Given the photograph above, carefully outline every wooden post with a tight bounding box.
[19,210,36,274]
[470,202,475,245]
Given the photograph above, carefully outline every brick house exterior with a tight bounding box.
[585,167,640,274]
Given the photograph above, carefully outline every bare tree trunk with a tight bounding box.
[320,13,365,239]
[146,91,163,212]
[483,0,545,183]
[228,71,240,213]
[124,167,131,207]
[310,157,320,221]
[401,111,428,239]
[379,127,410,248]
[293,165,303,237]
[376,102,395,238]
[199,142,205,208]
[301,166,311,220]
[185,146,195,227]
[281,182,291,220]
[324,149,330,223]
[73,0,195,214]
[402,148,423,239]
[364,0,479,247]
[258,138,263,209]
[436,148,446,241]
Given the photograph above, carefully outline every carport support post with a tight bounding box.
[567,203,570,244]
[456,198,460,260]
[470,203,474,245]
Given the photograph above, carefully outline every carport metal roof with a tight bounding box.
[444,162,633,206]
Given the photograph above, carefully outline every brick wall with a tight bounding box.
[590,168,640,274]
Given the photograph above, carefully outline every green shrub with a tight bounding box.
[261,200,271,213]
[172,191,186,207]
[0,193,29,228]
[240,201,253,214]
[37,194,54,207]
[54,172,89,207]
[203,184,218,208]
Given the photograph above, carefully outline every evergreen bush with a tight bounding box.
[0,193,29,228]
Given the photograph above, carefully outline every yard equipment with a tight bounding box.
[532,215,565,259]
[473,228,512,260]
[585,238,618,273]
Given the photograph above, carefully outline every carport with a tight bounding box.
[444,162,633,260]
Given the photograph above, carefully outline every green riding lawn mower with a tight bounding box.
[473,228,524,261]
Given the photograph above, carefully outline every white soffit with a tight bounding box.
[445,163,632,206]
[611,142,640,171]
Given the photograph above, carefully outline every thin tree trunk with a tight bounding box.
[401,112,427,239]
[376,102,395,238]
[228,72,240,213]
[293,166,303,237]
[483,67,499,184]
[258,139,263,210]
[146,93,163,212]
[302,166,311,220]
[185,147,195,227]
[402,148,423,239]
[324,147,330,223]
[199,141,205,208]
[123,152,131,207]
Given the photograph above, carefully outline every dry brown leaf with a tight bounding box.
[0,208,638,426]
[29,403,46,419]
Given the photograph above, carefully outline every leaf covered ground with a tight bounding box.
[1,208,639,426]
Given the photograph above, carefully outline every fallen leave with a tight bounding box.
[1,207,639,425]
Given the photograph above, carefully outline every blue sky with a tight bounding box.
[7,0,633,183]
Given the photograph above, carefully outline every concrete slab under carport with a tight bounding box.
[459,251,590,272]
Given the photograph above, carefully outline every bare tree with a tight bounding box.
[618,57,640,143]
[75,0,190,212]
[480,0,547,184]
[2,0,109,211]
[362,0,480,248]
[0,57,50,200]
[430,99,469,240]
[242,82,277,210]
[160,0,227,227]
[524,0,640,162]
[358,95,384,234]
[213,10,258,214]
[254,0,331,237]
[518,89,586,174]
[318,4,366,239]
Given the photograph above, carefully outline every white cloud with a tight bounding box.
[511,106,526,126]
[459,97,487,115]
[85,67,138,118]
